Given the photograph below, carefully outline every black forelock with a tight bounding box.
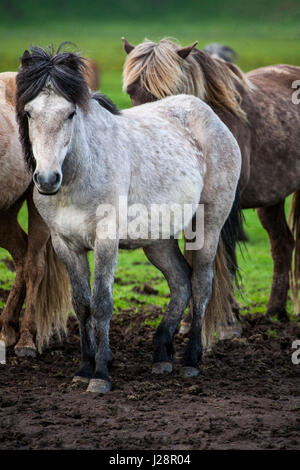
[17,43,90,111]
[16,43,91,172]
[16,43,121,172]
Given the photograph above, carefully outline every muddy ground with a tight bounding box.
[0,302,299,450]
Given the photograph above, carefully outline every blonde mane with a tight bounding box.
[123,38,252,120]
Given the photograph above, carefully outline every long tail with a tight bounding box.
[185,188,243,348]
[288,190,300,314]
[220,186,243,286]
[201,238,235,348]
[35,238,72,351]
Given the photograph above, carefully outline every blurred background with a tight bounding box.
[1,0,300,106]
[0,0,299,318]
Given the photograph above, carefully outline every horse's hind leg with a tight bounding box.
[257,201,294,321]
[0,202,27,347]
[143,239,192,374]
[181,202,226,377]
[181,251,214,377]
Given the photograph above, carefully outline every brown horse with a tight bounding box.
[0,72,71,356]
[83,58,101,91]
[122,38,300,321]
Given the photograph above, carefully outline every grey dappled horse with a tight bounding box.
[16,46,241,393]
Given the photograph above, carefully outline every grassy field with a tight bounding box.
[0,5,299,319]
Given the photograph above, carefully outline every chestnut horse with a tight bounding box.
[122,38,300,321]
[0,72,71,356]
[83,58,101,91]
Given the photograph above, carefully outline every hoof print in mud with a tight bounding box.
[72,375,90,384]
[152,362,173,374]
[180,366,199,378]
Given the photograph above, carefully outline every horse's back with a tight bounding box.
[246,64,300,83]
[0,72,17,107]
[246,64,300,103]
[124,94,241,211]
[0,72,30,211]
[126,93,237,144]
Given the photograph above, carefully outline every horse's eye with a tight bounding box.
[68,111,76,120]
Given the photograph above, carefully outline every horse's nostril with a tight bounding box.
[33,171,39,185]
[54,172,61,185]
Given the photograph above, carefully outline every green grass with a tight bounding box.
[0,8,299,318]
[1,19,300,107]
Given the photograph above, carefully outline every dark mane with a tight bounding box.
[16,43,90,171]
[92,92,120,115]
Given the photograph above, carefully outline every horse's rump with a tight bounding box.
[0,71,17,107]
[0,72,30,211]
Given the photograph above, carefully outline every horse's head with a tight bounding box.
[122,37,199,107]
[122,38,248,122]
[16,44,90,195]
[24,88,77,195]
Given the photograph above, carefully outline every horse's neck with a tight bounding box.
[60,102,122,204]
[68,103,114,175]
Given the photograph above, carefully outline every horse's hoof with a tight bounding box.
[267,308,289,322]
[14,345,37,358]
[179,323,190,335]
[180,366,199,378]
[86,378,111,393]
[220,325,242,340]
[0,328,18,348]
[152,362,173,374]
[72,375,90,384]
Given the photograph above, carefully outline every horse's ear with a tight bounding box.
[122,37,135,54]
[19,50,32,67]
[177,41,198,59]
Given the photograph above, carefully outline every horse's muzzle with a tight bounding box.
[33,170,62,195]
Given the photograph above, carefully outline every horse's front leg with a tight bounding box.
[87,237,119,394]
[51,234,96,383]
[257,203,293,321]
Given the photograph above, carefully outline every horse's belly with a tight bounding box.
[122,176,203,243]
[241,150,300,208]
